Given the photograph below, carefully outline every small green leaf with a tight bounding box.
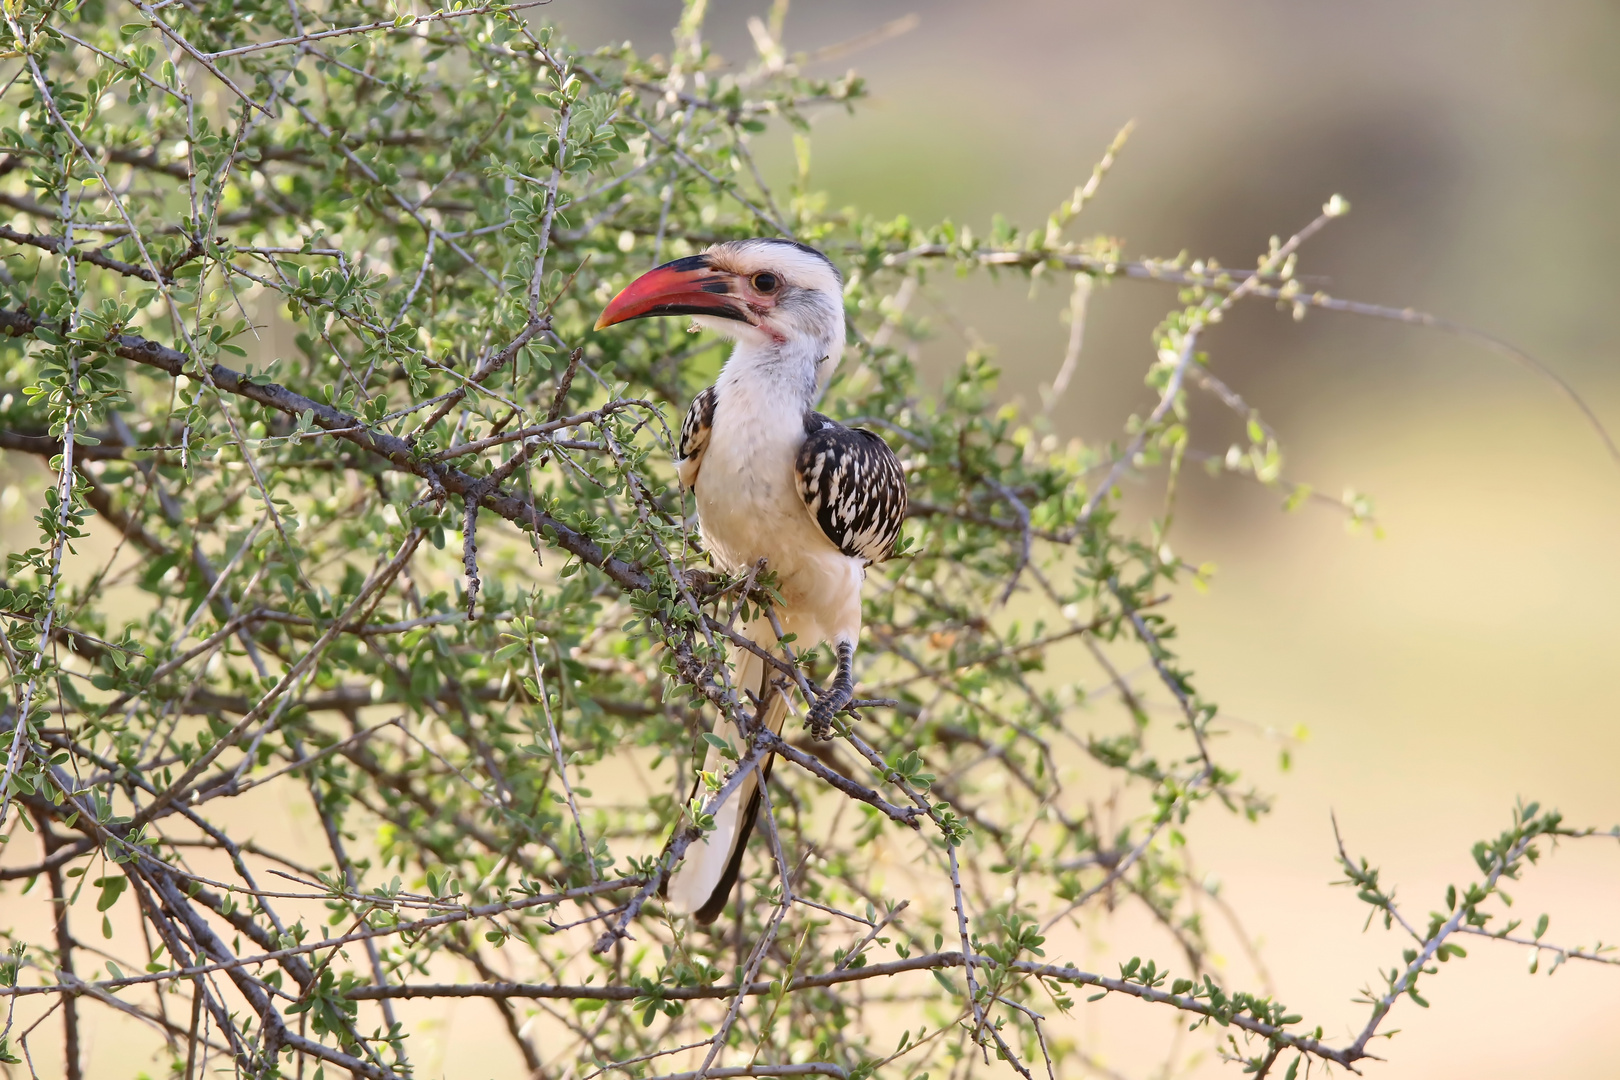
[93,874,127,912]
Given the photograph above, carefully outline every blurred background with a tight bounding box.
[4,0,1617,1075]
[551,1,1620,1075]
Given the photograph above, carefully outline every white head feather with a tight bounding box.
[692,238,846,405]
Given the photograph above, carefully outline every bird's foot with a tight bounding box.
[804,688,850,742]
[806,639,857,741]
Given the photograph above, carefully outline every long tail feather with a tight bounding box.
[665,620,792,924]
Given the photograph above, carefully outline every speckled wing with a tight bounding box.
[795,413,908,564]
[676,384,717,491]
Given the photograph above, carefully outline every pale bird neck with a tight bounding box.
[716,335,833,416]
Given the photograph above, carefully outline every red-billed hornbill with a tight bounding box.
[595,238,907,923]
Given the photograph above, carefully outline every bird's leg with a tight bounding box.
[806,639,855,741]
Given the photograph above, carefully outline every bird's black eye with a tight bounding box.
[751,272,779,293]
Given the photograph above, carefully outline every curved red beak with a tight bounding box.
[593,254,749,330]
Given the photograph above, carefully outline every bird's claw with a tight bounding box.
[681,567,715,596]
[805,691,851,741]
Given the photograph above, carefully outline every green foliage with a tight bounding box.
[0,1,1611,1078]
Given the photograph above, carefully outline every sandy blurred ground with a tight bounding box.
[4,1,1619,1076]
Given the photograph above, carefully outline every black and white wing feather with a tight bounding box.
[676,384,718,491]
[795,413,908,564]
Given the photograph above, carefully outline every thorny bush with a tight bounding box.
[0,1,1614,1079]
